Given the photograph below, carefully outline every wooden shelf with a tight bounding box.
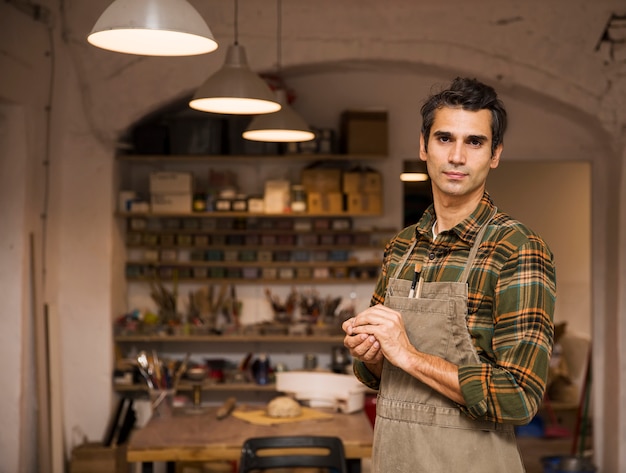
[117,153,388,163]
[114,382,278,393]
[118,211,383,218]
[126,277,377,284]
[114,334,344,343]
[126,260,380,268]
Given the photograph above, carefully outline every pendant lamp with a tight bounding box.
[88,0,218,56]
[189,0,281,115]
[242,0,314,142]
[243,89,315,142]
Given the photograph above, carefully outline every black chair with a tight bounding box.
[238,435,348,473]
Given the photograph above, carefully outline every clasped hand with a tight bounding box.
[342,304,415,369]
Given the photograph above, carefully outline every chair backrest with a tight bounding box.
[238,435,348,473]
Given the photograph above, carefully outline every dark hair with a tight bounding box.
[420,77,507,156]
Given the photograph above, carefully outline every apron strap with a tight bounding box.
[390,207,497,283]
[391,239,418,279]
[459,207,497,283]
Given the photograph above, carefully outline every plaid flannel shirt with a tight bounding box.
[354,192,556,424]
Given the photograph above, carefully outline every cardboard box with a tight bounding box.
[307,192,343,214]
[301,168,342,193]
[69,442,127,473]
[340,110,388,155]
[149,172,193,194]
[264,180,291,214]
[346,192,382,215]
[343,170,382,193]
[150,193,192,213]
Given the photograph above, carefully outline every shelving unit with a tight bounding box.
[114,151,390,402]
[113,334,347,399]
[122,212,393,284]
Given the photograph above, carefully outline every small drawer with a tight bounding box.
[176,234,193,246]
[299,234,318,246]
[223,250,239,262]
[239,250,257,262]
[190,249,206,261]
[313,267,330,279]
[193,267,209,279]
[292,250,310,262]
[206,250,223,261]
[194,235,210,246]
[319,234,335,246]
[242,267,260,279]
[258,250,273,262]
[245,234,260,246]
[273,251,291,262]
[261,235,277,246]
[160,249,178,262]
[262,268,278,279]
[159,234,176,246]
[296,267,312,279]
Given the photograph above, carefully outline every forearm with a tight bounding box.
[400,347,465,405]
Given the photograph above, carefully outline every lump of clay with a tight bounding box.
[266,396,302,418]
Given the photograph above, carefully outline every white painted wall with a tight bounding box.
[1,0,624,471]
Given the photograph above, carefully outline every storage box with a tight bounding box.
[69,442,127,473]
[343,170,382,193]
[150,172,193,194]
[264,180,291,214]
[346,192,382,215]
[150,193,192,213]
[307,192,343,214]
[248,197,265,213]
[301,168,342,193]
[340,110,388,155]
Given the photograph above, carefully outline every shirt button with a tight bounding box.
[429,252,436,260]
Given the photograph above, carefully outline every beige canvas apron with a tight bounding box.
[371,214,525,473]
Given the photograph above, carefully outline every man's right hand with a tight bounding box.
[342,316,384,377]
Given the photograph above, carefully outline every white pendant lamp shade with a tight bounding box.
[189,44,281,115]
[243,89,315,142]
[88,0,218,56]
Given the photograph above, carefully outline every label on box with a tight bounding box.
[346,192,382,215]
[150,193,192,214]
[343,171,382,193]
[301,168,342,193]
[149,172,193,194]
[307,192,343,214]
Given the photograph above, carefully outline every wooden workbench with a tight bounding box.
[127,405,373,468]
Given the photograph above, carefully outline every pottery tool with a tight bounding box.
[408,263,422,298]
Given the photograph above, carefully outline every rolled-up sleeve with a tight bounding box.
[458,236,556,425]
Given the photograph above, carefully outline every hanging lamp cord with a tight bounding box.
[234,0,239,45]
[276,0,282,71]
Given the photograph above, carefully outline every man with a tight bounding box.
[343,77,556,472]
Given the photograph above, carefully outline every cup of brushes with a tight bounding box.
[137,350,190,417]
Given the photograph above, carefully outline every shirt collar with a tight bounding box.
[415,192,496,245]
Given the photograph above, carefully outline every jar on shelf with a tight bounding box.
[291,185,307,213]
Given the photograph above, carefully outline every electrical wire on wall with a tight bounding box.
[6,0,55,295]
[6,2,58,472]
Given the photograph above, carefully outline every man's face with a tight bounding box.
[420,107,502,201]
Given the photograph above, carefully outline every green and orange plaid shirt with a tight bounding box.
[354,192,556,425]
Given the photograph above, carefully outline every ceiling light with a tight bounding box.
[88,0,218,56]
[401,161,429,182]
[189,44,281,114]
[189,0,280,115]
[243,89,315,142]
[400,172,430,182]
[242,0,313,141]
